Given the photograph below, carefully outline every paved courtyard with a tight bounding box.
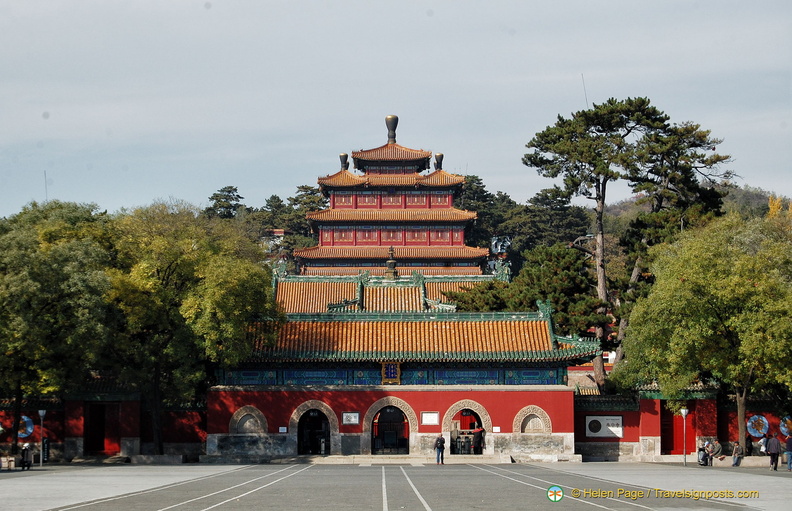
[0,461,786,511]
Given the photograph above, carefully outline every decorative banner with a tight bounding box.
[18,415,34,438]
[780,416,791,437]
[746,414,769,437]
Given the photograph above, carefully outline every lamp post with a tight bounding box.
[680,407,689,467]
[38,409,46,467]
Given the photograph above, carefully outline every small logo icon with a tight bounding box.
[547,485,564,502]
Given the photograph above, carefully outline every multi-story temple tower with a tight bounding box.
[293,115,489,275]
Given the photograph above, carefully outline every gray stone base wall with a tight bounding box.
[341,434,361,455]
[120,437,140,456]
[64,437,83,460]
[576,441,641,460]
[139,441,204,456]
[206,433,293,458]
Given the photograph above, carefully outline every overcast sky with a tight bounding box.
[1,1,790,218]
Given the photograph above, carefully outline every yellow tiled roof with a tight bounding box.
[276,281,359,313]
[276,279,490,313]
[317,169,465,188]
[249,315,601,363]
[351,143,432,162]
[306,208,476,222]
[424,281,475,301]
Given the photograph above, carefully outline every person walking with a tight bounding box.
[434,433,445,465]
[472,424,485,455]
[785,435,792,472]
[732,441,744,467]
[765,432,782,471]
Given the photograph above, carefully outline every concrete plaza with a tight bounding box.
[0,459,787,511]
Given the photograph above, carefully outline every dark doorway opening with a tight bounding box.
[450,408,483,454]
[298,409,330,455]
[84,402,121,455]
[372,406,408,454]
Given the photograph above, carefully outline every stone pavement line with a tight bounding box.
[55,466,253,511]
[470,465,613,510]
[483,465,661,511]
[526,463,764,511]
[155,465,299,511]
[399,466,432,511]
[381,466,388,511]
[197,465,313,511]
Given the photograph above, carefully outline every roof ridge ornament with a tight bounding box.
[384,246,399,280]
[434,153,443,170]
[340,153,349,170]
[386,115,398,144]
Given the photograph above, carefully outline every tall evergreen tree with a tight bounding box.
[524,97,669,387]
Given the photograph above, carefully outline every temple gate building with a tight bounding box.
[204,116,601,461]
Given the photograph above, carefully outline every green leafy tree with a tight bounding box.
[0,201,113,452]
[612,122,732,364]
[509,187,592,253]
[454,175,518,249]
[281,185,328,250]
[524,97,669,387]
[613,212,792,445]
[204,185,246,219]
[105,200,284,453]
[445,243,603,337]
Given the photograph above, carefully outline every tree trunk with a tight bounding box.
[612,253,645,369]
[11,378,22,455]
[735,387,748,456]
[592,187,610,389]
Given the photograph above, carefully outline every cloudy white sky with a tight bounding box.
[1,1,790,218]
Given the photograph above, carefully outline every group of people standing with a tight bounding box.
[712,432,792,470]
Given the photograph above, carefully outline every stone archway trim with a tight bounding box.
[441,399,492,432]
[288,400,340,433]
[512,405,553,433]
[361,396,418,433]
[228,405,268,434]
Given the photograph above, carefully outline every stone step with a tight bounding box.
[70,455,130,464]
[199,454,511,465]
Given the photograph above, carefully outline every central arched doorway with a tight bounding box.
[298,409,330,455]
[450,408,482,454]
[372,406,409,454]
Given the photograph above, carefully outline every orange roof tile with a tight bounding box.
[352,143,432,162]
[424,281,476,301]
[317,170,367,187]
[276,281,359,313]
[317,169,465,188]
[306,208,476,222]
[249,315,600,363]
[276,278,492,313]
[419,169,466,186]
[362,286,423,312]
[292,246,489,260]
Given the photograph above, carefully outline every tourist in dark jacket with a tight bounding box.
[766,432,782,471]
[732,441,744,467]
[709,440,723,465]
[785,436,792,472]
